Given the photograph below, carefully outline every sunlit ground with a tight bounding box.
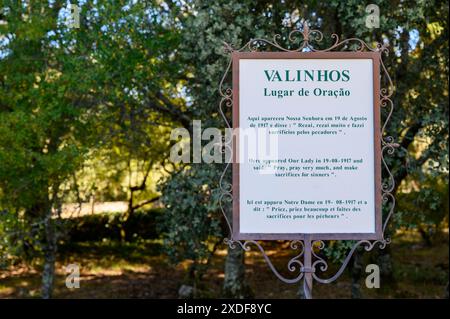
[0,230,448,299]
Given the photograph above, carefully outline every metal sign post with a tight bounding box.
[218,21,397,298]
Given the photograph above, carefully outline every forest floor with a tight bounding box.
[0,230,448,299]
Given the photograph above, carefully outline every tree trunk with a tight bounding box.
[222,245,253,298]
[120,192,134,241]
[376,244,394,284]
[349,248,363,299]
[418,225,433,247]
[41,212,57,299]
[222,202,253,298]
[297,282,306,299]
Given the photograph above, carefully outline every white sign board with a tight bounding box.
[232,52,381,240]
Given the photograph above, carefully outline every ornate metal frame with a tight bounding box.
[218,21,398,298]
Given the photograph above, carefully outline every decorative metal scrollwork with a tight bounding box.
[218,20,398,298]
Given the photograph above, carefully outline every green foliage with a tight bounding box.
[0,1,183,262]
[0,2,99,270]
[0,209,65,268]
[396,175,449,244]
[160,0,449,268]
[65,209,163,242]
[323,240,358,263]
[158,165,222,263]
[0,210,38,268]
[397,176,448,228]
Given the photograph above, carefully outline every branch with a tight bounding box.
[145,91,192,130]
[400,121,422,151]
[130,160,153,192]
[392,121,422,193]
[132,196,160,210]
[393,124,434,194]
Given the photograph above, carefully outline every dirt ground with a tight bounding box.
[0,231,448,299]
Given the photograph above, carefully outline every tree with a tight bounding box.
[0,0,100,298]
[1,0,447,299]
[1,0,190,297]
[161,0,448,298]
